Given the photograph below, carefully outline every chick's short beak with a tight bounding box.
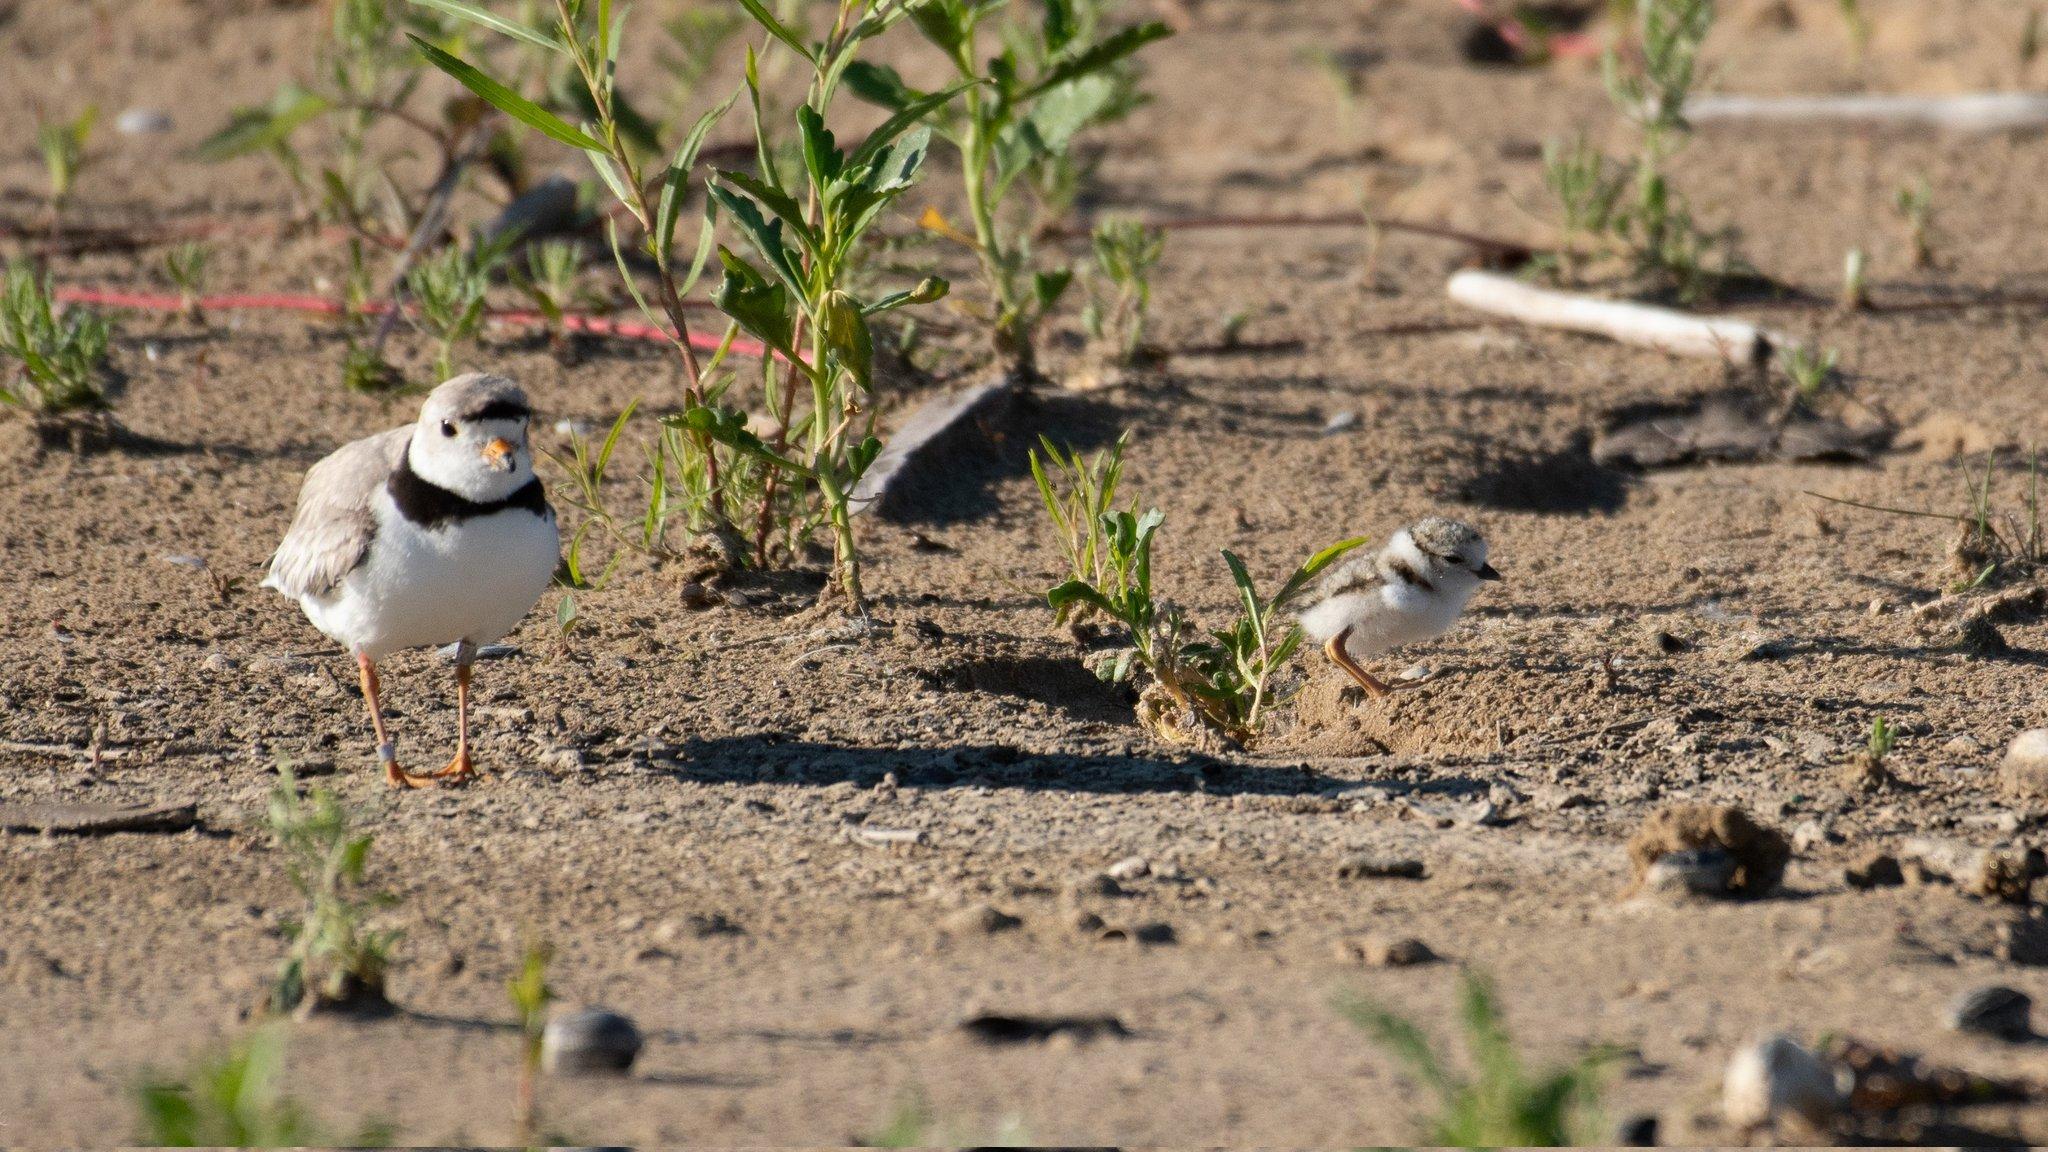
[1475,562,1503,582]
[482,437,515,470]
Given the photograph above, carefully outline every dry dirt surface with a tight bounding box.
[5,0,2048,1144]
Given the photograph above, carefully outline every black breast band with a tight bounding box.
[389,446,548,529]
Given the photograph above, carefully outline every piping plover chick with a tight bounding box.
[264,373,558,788]
[1297,516,1500,698]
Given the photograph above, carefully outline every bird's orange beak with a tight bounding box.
[482,437,515,470]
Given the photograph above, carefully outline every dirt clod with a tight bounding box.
[1626,804,1790,899]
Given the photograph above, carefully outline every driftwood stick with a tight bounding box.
[1447,270,1787,366]
[1688,93,2048,134]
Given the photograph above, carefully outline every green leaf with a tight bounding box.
[1026,22,1172,99]
[189,84,330,161]
[708,246,797,357]
[733,0,815,62]
[663,404,814,476]
[849,81,977,167]
[409,0,562,51]
[797,104,842,190]
[1221,549,1261,630]
[1048,578,1117,620]
[654,90,739,263]
[863,276,948,315]
[821,290,874,389]
[707,179,808,287]
[1032,268,1074,311]
[1274,535,1370,608]
[407,35,605,152]
[842,60,923,111]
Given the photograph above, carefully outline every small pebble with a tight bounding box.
[2000,729,2048,799]
[1843,853,1903,889]
[944,903,1022,935]
[1641,848,1735,898]
[1722,1034,1844,1132]
[1335,854,1425,881]
[1367,936,1438,967]
[541,1007,642,1076]
[1947,986,2032,1040]
[1067,872,1124,900]
[1321,410,1359,434]
[1105,855,1149,881]
[116,108,174,135]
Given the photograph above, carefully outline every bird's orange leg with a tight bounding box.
[1324,629,1397,699]
[359,653,430,789]
[430,656,481,786]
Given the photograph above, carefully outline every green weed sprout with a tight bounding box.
[508,939,556,1144]
[164,242,213,323]
[1083,217,1165,363]
[136,1027,385,1146]
[1838,0,1871,65]
[1894,178,1935,269]
[405,237,508,380]
[1540,135,1625,285]
[0,261,111,415]
[850,0,1170,372]
[1030,431,1131,604]
[38,105,95,232]
[513,238,585,353]
[1867,716,1895,764]
[1341,972,1622,1147]
[1599,0,1731,302]
[266,767,400,1014]
[1777,344,1839,411]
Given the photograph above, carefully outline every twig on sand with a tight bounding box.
[1447,269,1787,366]
[1688,93,2048,134]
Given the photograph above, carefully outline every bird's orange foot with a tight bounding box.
[429,751,481,787]
[384,760,432,789]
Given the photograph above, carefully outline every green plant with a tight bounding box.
[1867,716,1895,764]
[1082,217,1164,362]
[851,0,1170,371]
[2024,9,2044,72]
[1778,344,1839,410]
[136,1027,379,1146]
[1894,178,1935,269]
[1540,135,1626,285]
[507,939,556,1143]
[1039,477,1364,743]
[1600,0,1732,302]
[0,261,111,415]
[164,242,213,323]
[513,237,586,352]
[652,1,964,612]
[38,105,95,231]
[858,1089,1030,1147]
[1030,431,1131,601]
[265,766,400,1013]
[1341,972,1622,1147]
[405,236,509,380]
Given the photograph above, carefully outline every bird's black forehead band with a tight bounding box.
[458,399,533,422]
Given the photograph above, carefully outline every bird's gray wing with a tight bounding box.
[1304,549,1383,605]
[263,426,410,600]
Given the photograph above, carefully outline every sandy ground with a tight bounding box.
[4,0,2048,1143]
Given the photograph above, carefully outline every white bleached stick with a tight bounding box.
[1446,270,1785,366]
[1688,93,2048,134]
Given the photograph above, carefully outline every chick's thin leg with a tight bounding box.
[1325,629,1397,699]
[431,654,480,785]
[359,653,429,789]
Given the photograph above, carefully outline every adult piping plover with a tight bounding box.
[264,373,558,788]
[1298,516,1500,697]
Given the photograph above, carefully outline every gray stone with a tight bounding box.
[2000,729,2048,799]
[541,1007,642,1076]
[1947,986,2032,1040]
[115,108,174,135]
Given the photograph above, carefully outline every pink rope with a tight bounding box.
[1451,0,1604,60]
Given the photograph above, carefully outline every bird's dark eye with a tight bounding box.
[440,421,457,438]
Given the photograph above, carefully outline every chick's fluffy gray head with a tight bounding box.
[409,372,536,500]
[1391,516,1499,585]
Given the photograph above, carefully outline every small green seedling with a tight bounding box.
[266,766,400,1014]
[136,1027,385,1146]
[1341,971,1622,1147]
[1894,178,1935,269]
[1838,0,1871,65]
[0,261,111,415]
[405,237,510,381]
[1540,135,1626,284]
[164,242,212,323]
[2024,9,2044,72]
[507,939,556,1144]
[1030,431,1131,605]
[1082,218,1165,363]
[1778,344,1839,410]
[38,105,95,230]
[1867,716,1896,764]
[514,238,587,355]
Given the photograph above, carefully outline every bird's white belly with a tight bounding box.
[1322,582,1474,658]
[304,499,558,659]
